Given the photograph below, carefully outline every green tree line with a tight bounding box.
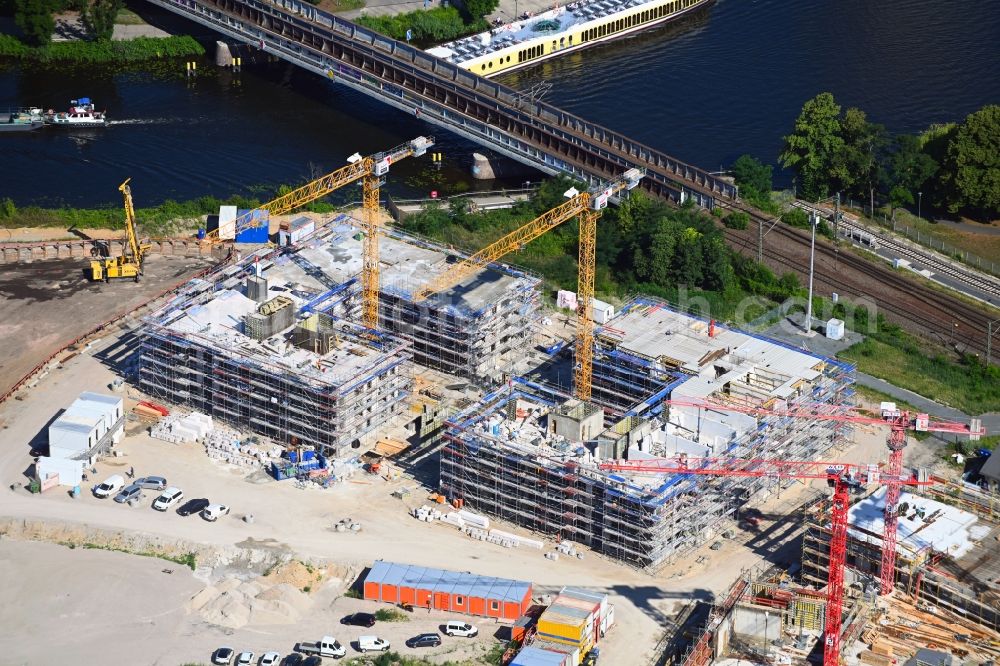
[776,93,999,220]
[400,177,802,319]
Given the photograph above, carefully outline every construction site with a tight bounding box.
[6,136,997,666]
[678,480,1000,666]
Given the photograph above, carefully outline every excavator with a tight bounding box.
[90,178,150,283]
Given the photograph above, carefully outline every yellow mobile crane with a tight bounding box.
[204,137,434,330]
[91,178,150,283]
[413,168,644,401]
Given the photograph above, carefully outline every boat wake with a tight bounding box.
[107,117,175,126]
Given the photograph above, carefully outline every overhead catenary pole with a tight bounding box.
[804,212,818,334]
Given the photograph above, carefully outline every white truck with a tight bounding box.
[295,636,346,658]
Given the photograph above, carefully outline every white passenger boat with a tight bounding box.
[44,98,108,127]
[427,0,711,76]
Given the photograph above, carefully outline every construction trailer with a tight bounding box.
[801,488,1000,633]
[362,560,532,620]
[139,212,541,455]
[440,301,856,570]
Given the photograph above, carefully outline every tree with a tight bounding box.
[888,186,914,224]
[462,0,498,20]
[81,0,123,40]
[888,134,937,200]
[731,154,772,199]
[780,93,845,201]
[835,106,887,209]
[14,0,56,46]
[942,105,1000,218]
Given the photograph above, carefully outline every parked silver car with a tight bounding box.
[134,476,168,491]
[113,484,143,504]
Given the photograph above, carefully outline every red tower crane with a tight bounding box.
[657,396,984,594]
[597,455,930,666]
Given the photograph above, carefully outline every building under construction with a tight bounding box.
[440,301,857,569]
[801,486,1000,633]
[139,213,540,454]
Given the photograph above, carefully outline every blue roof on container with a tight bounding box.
[365,561,530,603]
[510,646,569,666]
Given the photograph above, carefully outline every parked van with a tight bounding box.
[444,621,478,637]
[93,474,125,499]
[357,636,390,653]
[152,487,184,511]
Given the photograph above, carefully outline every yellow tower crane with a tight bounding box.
[413,168,644,401]
[204,136,434,330]
[90,178,151,283]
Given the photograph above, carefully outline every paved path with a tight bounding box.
[932,218,1000,236]
[113,24,172,39]
[855,371,1000,434]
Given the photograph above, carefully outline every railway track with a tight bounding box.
[720,218,993,357]
[792,200,1000,300]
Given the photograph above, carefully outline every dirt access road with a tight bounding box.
[0,255,214,396]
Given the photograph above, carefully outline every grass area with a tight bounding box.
[314,0,365,11]
[0,34,204,63]
[374,607,410,622]
[839,336,1000,415]
[0,184,337,237]
[114,7,148,25]
[61,541,198,570]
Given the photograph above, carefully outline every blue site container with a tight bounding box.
[235,209,270,243]
[270,454,327,480]
[197,228,206,240]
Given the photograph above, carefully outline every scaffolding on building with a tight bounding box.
[439,300,857,571]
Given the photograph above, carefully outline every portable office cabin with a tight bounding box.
[47,392,124,463]
[362,560,531,621]
[511,645,574,666]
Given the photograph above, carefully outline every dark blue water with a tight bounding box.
[1,0,998,207]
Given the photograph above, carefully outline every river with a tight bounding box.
[1,0,998,208]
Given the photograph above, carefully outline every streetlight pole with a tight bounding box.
[804,213,818,335]
[918,191,922,221]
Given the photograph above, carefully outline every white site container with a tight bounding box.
[592,298,614,324]
[826,318,845,340]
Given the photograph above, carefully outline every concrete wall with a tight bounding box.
[731,605,782,644]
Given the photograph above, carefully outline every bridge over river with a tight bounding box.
[148,0,737,206]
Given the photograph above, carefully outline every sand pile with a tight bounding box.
[191,574,313,629]
[189,560,347,629]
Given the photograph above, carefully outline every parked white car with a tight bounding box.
[444,621,479,637]
[357,636,390,653]
[235,651,254,666]
[259,652,281,666]
[152,487,184,512]
[202,504,230,522]
[93,474,125,499]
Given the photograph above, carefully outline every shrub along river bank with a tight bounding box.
[0,34,204,63]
